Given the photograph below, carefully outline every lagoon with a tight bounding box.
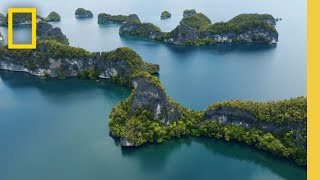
[0,0,306,179]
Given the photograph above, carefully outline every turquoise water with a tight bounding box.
[0,0,306,179]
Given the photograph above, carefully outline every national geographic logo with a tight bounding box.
[7,8,36,49]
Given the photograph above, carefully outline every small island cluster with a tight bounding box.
[0,11,61,26]
[1,9,278,46]
[0,20,306,167]
[118,10,278,45]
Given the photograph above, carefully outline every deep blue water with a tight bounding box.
[0,0,306,180]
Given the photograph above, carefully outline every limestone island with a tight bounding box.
[119,11,278,46]
[75,8,93,18]
[38,11,61,22]
[98,13,141,24]
[108,75,306,166]
[0,23,158,82]
[161,11,171,19]
[0,24,305,167]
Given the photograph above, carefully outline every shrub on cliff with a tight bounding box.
[181,13,211,30]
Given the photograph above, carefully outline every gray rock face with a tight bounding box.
[0,32,4,46]
[203,107,303,139]
[37,21,69,45]
[183,9,197,17]
[37,21,54,36]
[199,27,278,44]
[165,23,198,45]
[129,77,182,125]
[0,43,159,82]
[120,137,135,146]
[75,8,93,18]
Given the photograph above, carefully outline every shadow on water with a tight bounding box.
[115,136,306,180]
[0,70,130,99]
[0,71,306,180]
[119,35,277,55]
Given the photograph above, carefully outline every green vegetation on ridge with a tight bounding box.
[109,75,306,166]
[181,13,211,30]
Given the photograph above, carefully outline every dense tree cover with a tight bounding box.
[39,28,69,45]
[0,40,92,71]
[101,47,159,74]
[185,38,216,46]
[78,68,100,79]
[100,48,159,86]
[207,97,306,125]
[1,12,32,25]
[200,14,277,34]
[37,40,91,59]
[120,22,161,38]
[109,75,306,166]
[229,14,275,24]
[98,13,140,24]
[181,13,211,30]
[161,11,171,19]
[120,13,277,46]
[44,11,61,22]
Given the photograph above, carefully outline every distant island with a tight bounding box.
[75,8,93,18]
[119,10,278,46]
[161,11,171,19]
[98,13,140,24]
[0,14,305,167]
[0,11,61,26]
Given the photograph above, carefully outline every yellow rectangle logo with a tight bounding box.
[8,8,37,49]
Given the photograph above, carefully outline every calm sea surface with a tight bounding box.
[0,0,306,179]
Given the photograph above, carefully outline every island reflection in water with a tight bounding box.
[0,71,306,180]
